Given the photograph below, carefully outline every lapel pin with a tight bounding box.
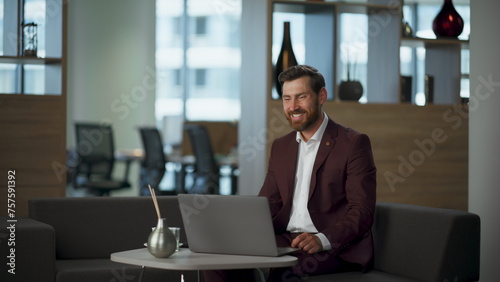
[326,141,331,146]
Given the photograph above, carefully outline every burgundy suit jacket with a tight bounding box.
[258,118,377,271]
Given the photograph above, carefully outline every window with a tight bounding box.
[0,0,62,95]
[194,68,206,86]
[340,13,368,103]
[194,16,207,35]
[155,0,241,125]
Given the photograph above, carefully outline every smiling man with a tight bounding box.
[258,65,377,281]
[203,65,377,282]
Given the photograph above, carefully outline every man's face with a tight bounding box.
[282,76,325,132]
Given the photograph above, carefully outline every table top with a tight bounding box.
[114,149,237,166]
[111,248,298,271]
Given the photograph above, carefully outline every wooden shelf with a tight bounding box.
[0,0,67,216]
[0,92,62,96]
[273,0,399,14]
[273,0,334,13]
[401,37,469,49]
[0,56,62,65]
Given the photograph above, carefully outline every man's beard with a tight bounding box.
[286,104,321,132]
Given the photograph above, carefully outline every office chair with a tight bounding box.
[183,123,220,194]
[72,122,131,196]
[138,127,173,196]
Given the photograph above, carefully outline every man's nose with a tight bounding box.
[291,99,300,110]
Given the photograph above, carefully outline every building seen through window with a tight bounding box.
[155,0,241,130]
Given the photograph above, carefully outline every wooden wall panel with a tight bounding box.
[267,101,468,211]
[0,95,66,216]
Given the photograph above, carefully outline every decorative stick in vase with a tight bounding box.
[148,185,161,219]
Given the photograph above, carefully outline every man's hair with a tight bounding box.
[278,65,326,94]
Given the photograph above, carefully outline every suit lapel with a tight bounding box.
[309,120,338,198]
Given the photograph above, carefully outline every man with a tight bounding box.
[259,65,377,280]
[204,65,376,281]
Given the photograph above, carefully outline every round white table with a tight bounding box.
[111,248,298,281]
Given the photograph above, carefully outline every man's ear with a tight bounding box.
[319,87,328,105]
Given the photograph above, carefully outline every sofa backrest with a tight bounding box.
[29,196,184,259]
[372,202,480,282]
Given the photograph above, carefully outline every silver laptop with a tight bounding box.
[177,194,299,257]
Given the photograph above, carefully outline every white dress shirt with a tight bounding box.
[286,112,332,250]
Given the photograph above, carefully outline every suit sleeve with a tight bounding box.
[258,140,282,218]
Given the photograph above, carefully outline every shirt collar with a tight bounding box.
[296,112,329,143]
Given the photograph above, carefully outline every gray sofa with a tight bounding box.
[0,197,479,282]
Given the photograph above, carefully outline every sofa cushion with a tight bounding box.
[29,196,185,259]
[372,202,480,282]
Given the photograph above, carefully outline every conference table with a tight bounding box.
[111,248,298,281]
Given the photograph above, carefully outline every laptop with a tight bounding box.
[177,194,299,257]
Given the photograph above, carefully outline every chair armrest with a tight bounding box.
[114,150,139,185]
[0,217,55,282]
[117,158,133,185]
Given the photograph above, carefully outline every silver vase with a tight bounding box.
[147,218,177,258]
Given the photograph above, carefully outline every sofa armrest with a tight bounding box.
[373,202,480,282]
[439,212,480,282]
[0,217,55,282]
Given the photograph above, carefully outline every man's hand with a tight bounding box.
[291,233,323,254]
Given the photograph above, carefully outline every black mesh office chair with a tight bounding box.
[72,122,131,196]
[138,127,171,196]
[184,124,220,194]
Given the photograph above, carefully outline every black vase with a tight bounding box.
[432,0,464,38]
[275,22,298,98]
[338,80,363,101]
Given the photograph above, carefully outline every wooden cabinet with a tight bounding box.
[0,0,67,216]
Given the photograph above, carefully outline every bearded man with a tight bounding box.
[259,64,377,281]
[204,65,377,282]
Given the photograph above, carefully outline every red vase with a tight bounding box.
[432,0,464,38]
